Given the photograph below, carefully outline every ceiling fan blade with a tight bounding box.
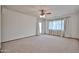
[46,12,52,14]
[39,9,51,15]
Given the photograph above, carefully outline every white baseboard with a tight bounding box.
[2,34,36,43]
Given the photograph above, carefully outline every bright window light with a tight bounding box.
[39,22,42,34]
[49,20,64,31]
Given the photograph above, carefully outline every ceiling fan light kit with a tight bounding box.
[40,14,45,18]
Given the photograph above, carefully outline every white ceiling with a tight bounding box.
[5,5,79,18]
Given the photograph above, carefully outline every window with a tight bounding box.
[48,20,64,31]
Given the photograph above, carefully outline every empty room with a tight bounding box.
[0,5,79,53]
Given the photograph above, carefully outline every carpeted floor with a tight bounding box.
[2,35,79,53]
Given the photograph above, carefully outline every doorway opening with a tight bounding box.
[39,22,42,34]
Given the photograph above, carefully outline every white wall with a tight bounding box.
[2,8,37,42]
[0,5,1,49]
[76,12,79,38]
[65,12,79,39]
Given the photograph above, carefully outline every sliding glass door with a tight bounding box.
[48,20,64,36]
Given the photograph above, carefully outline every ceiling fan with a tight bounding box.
[40,9,52,16]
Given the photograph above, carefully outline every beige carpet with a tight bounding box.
[2,35,79,53]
